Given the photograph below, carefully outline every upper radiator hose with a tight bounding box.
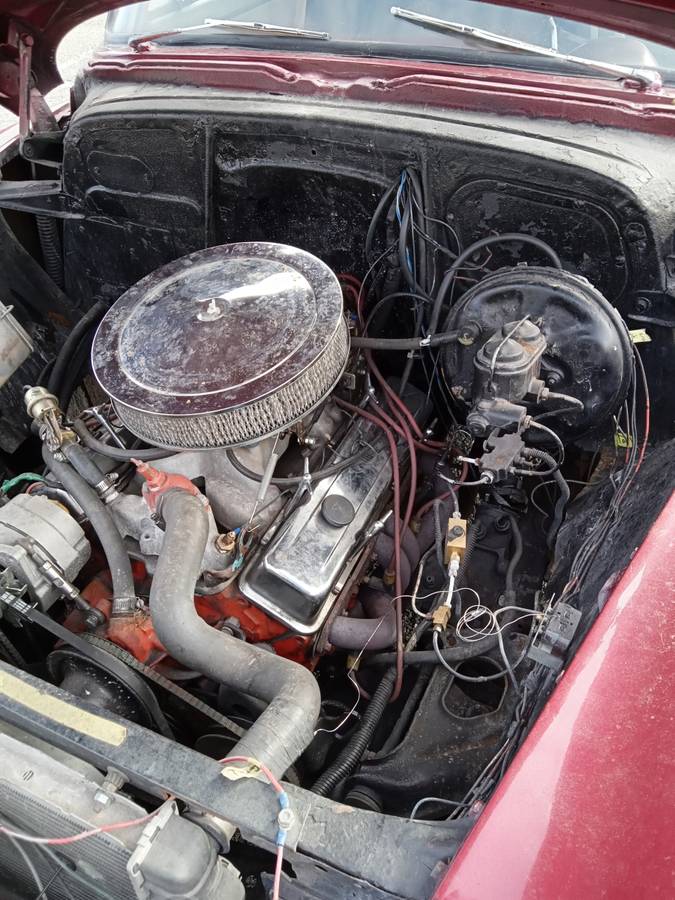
[149,488,321,777]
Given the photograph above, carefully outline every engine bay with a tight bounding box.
[0,79,672,899]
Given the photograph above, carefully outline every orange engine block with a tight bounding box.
[66,565,315,668]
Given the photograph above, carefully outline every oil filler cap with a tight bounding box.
[321,495,355,527]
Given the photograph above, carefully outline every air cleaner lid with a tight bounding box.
[91,242,348,448]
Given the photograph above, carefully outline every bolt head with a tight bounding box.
[278,808,295,831]
[84,611,101,632]
[93,790,111,812]
[467,414,489,437]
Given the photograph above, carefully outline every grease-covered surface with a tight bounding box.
[435,491,675,900]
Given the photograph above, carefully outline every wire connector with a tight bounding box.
[527,602,581,671]
[276,801,294,847]
[220,759,268,785]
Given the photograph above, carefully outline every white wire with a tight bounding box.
[409,796,467,821]
[1,828,48,898]
[456,603,542,643]
[314,589,435,736]
[411,580,481,621]
[530,478,592,519]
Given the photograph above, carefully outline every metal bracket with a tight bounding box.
[0,180,82,218]
[628,290,675,329]
[0,660,467,898]
[17,33,63,167]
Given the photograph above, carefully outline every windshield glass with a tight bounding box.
[105,1,675,82]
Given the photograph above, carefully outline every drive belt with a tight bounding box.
[0,591,244,739]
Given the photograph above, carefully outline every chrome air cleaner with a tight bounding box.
[91,242,348,449]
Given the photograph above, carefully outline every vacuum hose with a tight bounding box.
[150,489,321,778]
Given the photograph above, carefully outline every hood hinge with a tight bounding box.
[17,32,63,167]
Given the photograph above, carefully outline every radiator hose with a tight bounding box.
[150,488,321,778]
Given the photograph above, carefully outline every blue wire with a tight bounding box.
[395,171,406,226]
[396,171,414,272]
[276,790,290,846]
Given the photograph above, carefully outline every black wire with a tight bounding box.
[410,193,462,255]
[351,330,460,350]
[404,167,428,292]
[71,419,175,462]
[363,291,429,335]
[561,351,644,608]
[512,448,560,478]
[532,405,582,423]
[526,421,565,464]
[47,301,107,399]
[226,446,369,487]
[58,328,96,412]
[37,358,54,386]
[398,201,428,297]
[429,233,562,334]
[365,181,397,262]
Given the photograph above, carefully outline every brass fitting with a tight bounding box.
[24,385,64,450]
[215,531,237,554]
[444,517,467,566]
[432,605,452,632]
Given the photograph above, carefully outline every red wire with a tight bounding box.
[272,844,284,899]
[367,353,424,440]
[217,755,286,900]
[413,463,468,521]
[336,398,404,701]
[217,755,285,796]
[337,272,363,292]
[366,394,417,534]
[0,756,289,849]
[340,283,360,307]
[0,808,163,846]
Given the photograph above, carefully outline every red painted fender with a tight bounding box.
[436,492,675,899]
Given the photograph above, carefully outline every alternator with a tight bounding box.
[0,493,90,610]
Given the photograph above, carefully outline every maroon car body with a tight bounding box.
[436,492,675,899]
[0,2,672,898]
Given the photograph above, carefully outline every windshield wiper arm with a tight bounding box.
[130,18,330,50]
[390,6,661,91]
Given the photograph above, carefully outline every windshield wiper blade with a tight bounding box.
[130,18,330,50]
[390,6,661,91]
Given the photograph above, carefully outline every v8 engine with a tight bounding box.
[0,156,663,898]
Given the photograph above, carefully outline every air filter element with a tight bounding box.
[92,242,348,449]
